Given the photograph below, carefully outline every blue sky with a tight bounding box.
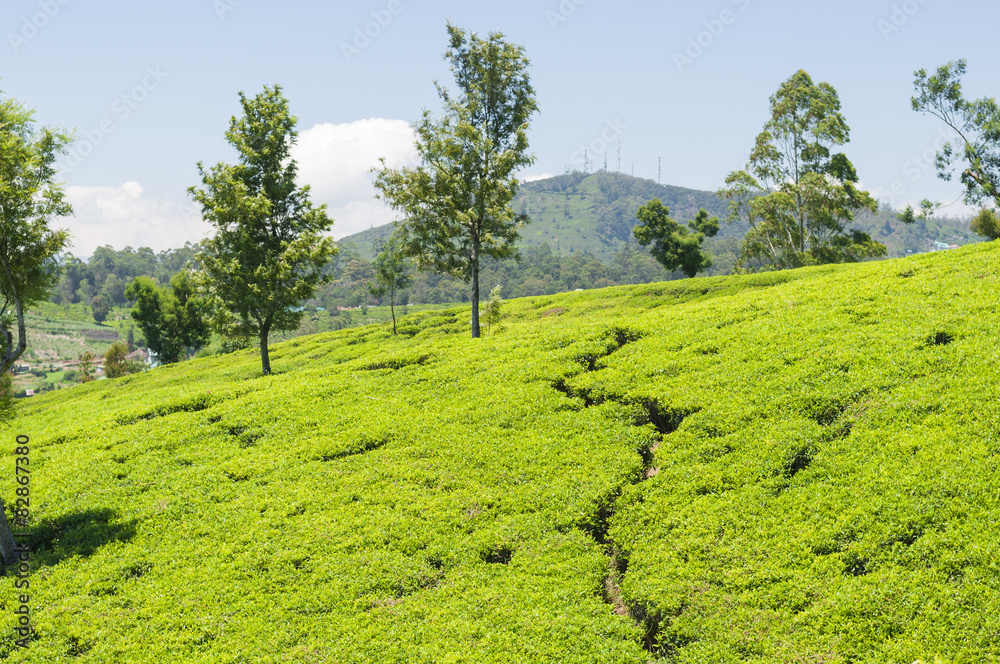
[1,0,996,255]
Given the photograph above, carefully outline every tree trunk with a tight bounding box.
[0,498,21,567]
[0,254,27,376]
[259,326,271,376]
[390,286,397,335]
[471,254,481,339]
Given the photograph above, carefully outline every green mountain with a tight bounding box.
[339,171,981,265]
[342,172,737,263]
[4,244,1000,662]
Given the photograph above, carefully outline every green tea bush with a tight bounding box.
[0,243,998,662]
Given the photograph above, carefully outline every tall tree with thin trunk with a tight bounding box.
[190,85,336,374]
[0,89,72,378]
[369,237,412,335]
[0,89,71,566]
[374,23,538,338]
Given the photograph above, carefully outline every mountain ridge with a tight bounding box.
[339,171,981,266]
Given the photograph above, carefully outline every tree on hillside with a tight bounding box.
[971,208,1000,240]
[191,84,336,375]
[79,351,95,383]
[126,271,210,364]
[0,87,71,566]
[0,89,72,378]
[633,200,719,278]
[103,341,144,379]
[373,23,539,338]
[912,60,1000,213]
[482,284,503,334]
[719,70,887,271]
[91,294,111,324]
[369,238,412,335]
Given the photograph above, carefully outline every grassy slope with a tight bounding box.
[2,244,999,662]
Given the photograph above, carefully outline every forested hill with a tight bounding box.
[341,171,735,262]
[340,171,981,265]
[512,171,735,260]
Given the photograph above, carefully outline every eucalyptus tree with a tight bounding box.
[912,59,1000,225]
[719,70,884,270]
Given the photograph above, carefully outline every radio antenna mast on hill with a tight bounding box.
[658,157,661,185]
[584,149,589,174]
[617,142,621,173]
[604,152,607,172]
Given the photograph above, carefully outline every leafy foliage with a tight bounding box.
[374,23,538,338]
[912,59,1000,208]
[125,272,210,365]
[720,70,884,270]
[633,199,719,278]
[103,341,144,379]
[78,350,95,383]
[482,284,503,334]
[0,88,72,374]
[52,244,200,307]
[971,207,1000,239]
[3,244,999,662]
[190,84,336,374]
[369,237,412,335]
[91,294,111,324]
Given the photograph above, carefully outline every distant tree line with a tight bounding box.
[5,46,1000,393]
[314,241,687,311]
[50,244,200,308]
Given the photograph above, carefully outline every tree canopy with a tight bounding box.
[633,200,719,278]
[126,271,210,365]
[190,85,336,374]
[912,59,1000,224]
[373,23,538,338]
[369,237,412,335]
[719,70,885,270]
[0,89,72,376]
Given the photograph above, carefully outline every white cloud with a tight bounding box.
[63,182,211,257]
[56,118,419,256]
[292,118,418,238]
[523,172,556,182]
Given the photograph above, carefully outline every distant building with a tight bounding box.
[24,389,34,397]
[127,348,149,363]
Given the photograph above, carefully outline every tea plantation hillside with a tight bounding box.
[3,244,1000,663]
